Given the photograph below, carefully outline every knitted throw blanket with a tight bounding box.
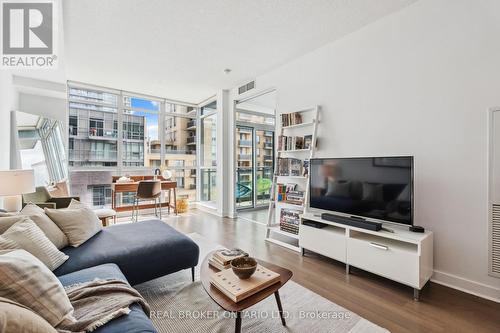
[57,279,150,333]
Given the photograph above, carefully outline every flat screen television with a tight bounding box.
[309,156,413,225]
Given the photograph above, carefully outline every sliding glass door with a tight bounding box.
[235,125,274,209]
[236,126,254,208]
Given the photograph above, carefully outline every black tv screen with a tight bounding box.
[309,157,413,225]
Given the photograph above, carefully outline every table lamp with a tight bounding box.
[0,169,35,212]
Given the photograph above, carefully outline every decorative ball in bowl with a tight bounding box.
[231,257,257,279]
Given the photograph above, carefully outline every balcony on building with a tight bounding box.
[238,140,252,147]
[186,120,196,129]
[88,128,118,140]
[187,136,196,145]
[238,154,252,160]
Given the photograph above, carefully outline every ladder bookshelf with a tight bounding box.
[265,106,320,252]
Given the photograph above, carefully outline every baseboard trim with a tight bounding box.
[192,203,222,217]
[431,270,500,303]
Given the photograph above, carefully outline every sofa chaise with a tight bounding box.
[55,219,200,333]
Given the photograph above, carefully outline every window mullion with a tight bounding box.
[117,91,124,172]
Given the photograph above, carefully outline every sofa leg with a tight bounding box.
[191,267,195,282]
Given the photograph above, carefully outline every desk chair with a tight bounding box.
[132,180,162,222]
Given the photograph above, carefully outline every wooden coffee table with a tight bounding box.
[200,252,293,333]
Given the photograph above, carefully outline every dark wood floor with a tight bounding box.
[127,211,500,333]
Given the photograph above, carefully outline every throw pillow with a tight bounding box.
[0,297,58,333]
[0,249,76,327]
[67,198,86,209]
[0,218,68,270]
[0,207,68,249]
[45,206,102,247]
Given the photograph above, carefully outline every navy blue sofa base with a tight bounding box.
[54,219,200,285]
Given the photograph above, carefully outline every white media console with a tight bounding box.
[299,212,433,300]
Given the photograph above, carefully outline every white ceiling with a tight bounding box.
[63,0,417,103]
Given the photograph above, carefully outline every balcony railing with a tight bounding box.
[165,149,196,155]
[238,154,252,160]
[187,120,196,129]
[89,128,118,139]
[69,149,118,161]
[187,136,196,144]
[238,140,252,146]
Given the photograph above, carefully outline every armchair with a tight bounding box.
[22,186,79,209]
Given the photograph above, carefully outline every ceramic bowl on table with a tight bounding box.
[231,257,257,279]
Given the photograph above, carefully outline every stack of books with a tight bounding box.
[210,265,280,302]
[277,135,312,151]
[276,183,304,205]
[208,248,248,271]
[281,112,302,127]
[285,190,305,205]
[280,208,301,234]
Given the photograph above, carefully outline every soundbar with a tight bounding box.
[320,213,382,231]
[302,220,328,229]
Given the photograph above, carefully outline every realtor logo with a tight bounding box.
[1,0,57,68]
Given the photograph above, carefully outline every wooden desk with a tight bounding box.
[111,180,177,215]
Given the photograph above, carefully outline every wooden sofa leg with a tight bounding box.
[191,267,195,282]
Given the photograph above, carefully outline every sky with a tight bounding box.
[130,98,159,140]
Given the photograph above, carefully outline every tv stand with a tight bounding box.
[299,212,433,301]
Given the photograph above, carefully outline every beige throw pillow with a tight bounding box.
[0,218,68,270]
[68,198,86,209]
[0,249,76,327]
[45,206,102,247]
[0,203,69,249]
[0,297,58,333]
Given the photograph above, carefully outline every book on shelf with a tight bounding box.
[281,112,303,127]
[279,224,299,235]
[302,159,310,177]
[304,135,313,149]
[277,158,303,176]
[212,248,248,266]
[210,264,281,302]
[279,208,301,235]
[277,135,308,151]
[276,183,304,205]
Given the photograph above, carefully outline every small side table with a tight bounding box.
[200,251,292,333]
[94,208,116,227]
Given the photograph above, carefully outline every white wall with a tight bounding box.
[0,72,15,170]
[249,0,500,300]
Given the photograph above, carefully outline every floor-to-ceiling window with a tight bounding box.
[163,103,197,201]
[67,83,199,208]
[199,101,217,204]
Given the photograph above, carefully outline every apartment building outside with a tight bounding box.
[68,87,147,206]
